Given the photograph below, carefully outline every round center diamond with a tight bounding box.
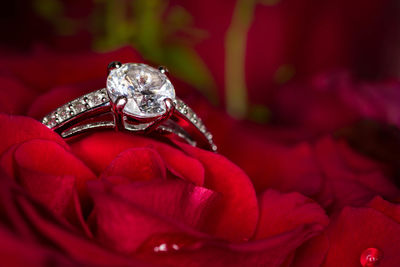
[106,63,175,118]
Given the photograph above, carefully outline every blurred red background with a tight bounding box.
[2,0,400,114]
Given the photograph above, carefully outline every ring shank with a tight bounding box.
[41,89,217,151]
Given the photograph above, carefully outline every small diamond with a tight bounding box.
[199,125,206,133]
[58,108,70,121]
[107,63,175,118]
[73,101,87,113]
[47,115,57,127]
[87,93,104,106]
[181,107,188,114]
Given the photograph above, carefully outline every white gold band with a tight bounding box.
[42,89,217,151]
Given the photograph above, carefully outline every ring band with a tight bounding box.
[41,62,217,152]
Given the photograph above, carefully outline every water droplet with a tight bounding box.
[138,233,202,253]
[360,247,383,266]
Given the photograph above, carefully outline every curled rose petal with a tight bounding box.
[70,132,204,185]
[0,114,67,155]
[174,141,259,242]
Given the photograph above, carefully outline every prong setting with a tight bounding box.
[164,98,175,114]
[107,61,122,74]
[158,66,168,74]
[112,96,128,131]
[143,98,175,134]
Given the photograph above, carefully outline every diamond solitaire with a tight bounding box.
[107,63,175,118]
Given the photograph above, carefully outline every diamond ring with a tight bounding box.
[41,62,217,152]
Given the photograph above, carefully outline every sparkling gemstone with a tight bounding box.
[106,63,175,118]
[74,101,87,113]
[58,109,69,121]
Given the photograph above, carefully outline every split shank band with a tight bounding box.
[41,62,217,152]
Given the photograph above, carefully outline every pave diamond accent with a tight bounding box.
[42,88,109,128]
[107,63,175,118]
[175,99,217,151]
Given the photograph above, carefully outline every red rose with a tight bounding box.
[1,46,400,266]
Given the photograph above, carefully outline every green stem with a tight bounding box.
[225,0,255,118]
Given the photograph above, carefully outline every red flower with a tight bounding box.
[0,46,399,266]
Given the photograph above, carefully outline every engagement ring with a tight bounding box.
[41,62,217,152]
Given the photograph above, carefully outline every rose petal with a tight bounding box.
[14,192,153,266]
[254,190,329,240]
[291,233,330,267]
[0,225,75,267]
[70,132,204,185]
[0,143,20,178]
[0,114,67,156]
[101,148,166,181]
[368,196,400,223]
[90,190,204,253]
[14,139,96,215]
[322,206,400,266]
[335,138,384,172]
[247,141,322,196]
[151,141,205,186]
[88,178,219,252]
[18,171,75,217]
[207,117,323,196]
[174,141,258,242]
[314,137,400,212]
